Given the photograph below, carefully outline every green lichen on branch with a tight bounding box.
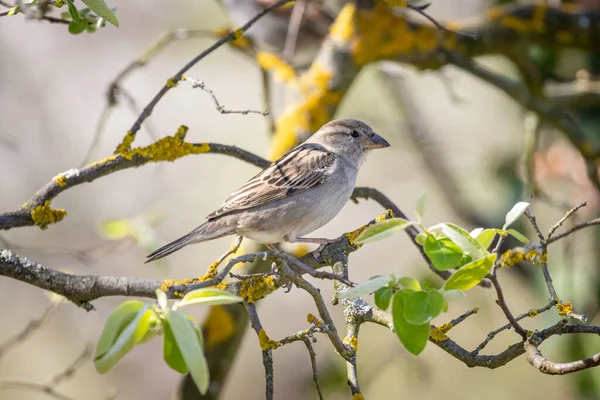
[29,200,67,229]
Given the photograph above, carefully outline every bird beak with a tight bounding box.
[362,134,390,149]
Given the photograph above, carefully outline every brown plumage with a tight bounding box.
[146,119,390,263]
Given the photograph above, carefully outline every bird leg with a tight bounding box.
[284,236,336,264]
[286,236,335,245]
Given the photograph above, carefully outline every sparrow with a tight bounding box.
[146,119,390,262]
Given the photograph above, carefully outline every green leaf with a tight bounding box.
[81,0,119,26]
[474,229,497,249]
[397,276,421,291]
[503,201,530,229]
[403,290,444,324]
[443,254,497,292]
[7,6,19,16]
[68,18,87,34]
[337,276,391,299]
[429,223,487,259]
[423,235,463,271]
[354,218,416,245]
[95,306,152,373]
[391,289,429,355]
[167,310,209,394]
[374,287,393,311]
[163,322,188,374]
[95,300,145,359]
[66,0,80,22]
[415,233,427,245]
[415,192,427,223]
[173,288,243,310]
[506,228,529,243]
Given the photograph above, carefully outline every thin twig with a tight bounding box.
[489,274,528,337]
[183,76,269,116]
[0,301,61,358]
[282,0,306,63]
[0,344,93,400]
[273,251,355,287]
[166,251,266,295]
[49,345,93,386]
[471,301,555,356]
[547,217,600,244]
[277,260,350,359]
[525,337,600,375]
[126,0,294,139]
[244,302,274,400]
[302,337,324,400]
[406,3,476,39]
[448,307,479,327]
[547,202,587,242]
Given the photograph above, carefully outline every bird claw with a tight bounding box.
[313,244,327,263]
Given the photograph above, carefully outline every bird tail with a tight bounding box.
[145,220,234,263]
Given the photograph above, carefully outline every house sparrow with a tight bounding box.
[146,119,389,262]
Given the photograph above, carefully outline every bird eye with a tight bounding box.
[351,130,359,138]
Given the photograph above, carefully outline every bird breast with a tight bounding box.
[236,159,357,243]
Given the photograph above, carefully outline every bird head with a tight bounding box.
[309,119,390,166]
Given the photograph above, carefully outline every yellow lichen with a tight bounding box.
[213,27,252,50]
[524,248,547,265]
[329,3,355,43]
[500,249,524,267]
[257,328,280,351]
[114,130,135,154]
[30,200,67,229]
[114,126,210,162]
[54,174,67,187]
[346,209,394,246]
[343,335,358,351]
[382,0,407,6]
[160,256,228,295]
[257,52,296,82]
[352,395,365,400]
[557,301,573,316]
[528,309,538,318]
[306,313,322,327]
[430,323,453,342]
[415,28,438,52]
[166,77,178,88]
[239,275,276,303]
[202,305,235,351]
[269,62,341,160]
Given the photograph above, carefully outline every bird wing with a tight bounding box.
[206,143,337,220]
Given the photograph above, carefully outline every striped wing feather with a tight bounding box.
[206,143,337,220]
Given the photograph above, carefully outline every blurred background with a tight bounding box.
[1,0,600,399]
